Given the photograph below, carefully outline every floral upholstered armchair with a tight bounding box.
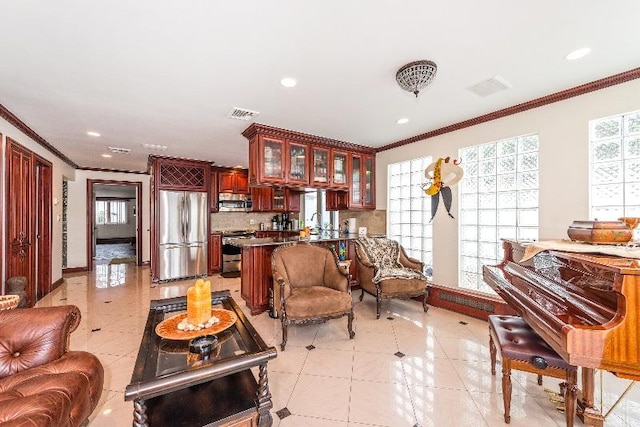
[354,237,429,319]
[271,243,355,350]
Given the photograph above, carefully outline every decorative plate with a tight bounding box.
[155,308,238,340]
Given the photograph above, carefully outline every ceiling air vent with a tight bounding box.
[467,75,512,97]
[108,147,131,154]
[141,143,167,151]
[227,107,260,121]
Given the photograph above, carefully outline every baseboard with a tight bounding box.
[426,283,516,321]
[51,277,64,290]
[63,266,88,274]
[96,237,135,244]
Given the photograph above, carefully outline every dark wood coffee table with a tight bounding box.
[125,290,277,426]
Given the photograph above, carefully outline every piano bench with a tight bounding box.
[488,315,578,426]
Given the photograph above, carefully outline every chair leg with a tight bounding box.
[347,309,355,339]
[422,290,429,313]
[359,288,364,302]
[489,333,497,376]
[537,374,543,386]
[376,288,382,319]
[502,358,512,423]
[280,319,288,351]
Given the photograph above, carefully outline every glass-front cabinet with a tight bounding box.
[350,154,362,207]
[260,136,285,184]
[311,147,330,187]
[363,155,375,209]
[287,141,309,186]
[332,151,348,189]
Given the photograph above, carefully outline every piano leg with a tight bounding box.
[564,369,578,427]
[577,368,605,427]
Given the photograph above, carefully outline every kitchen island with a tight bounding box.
[232,233,362,315]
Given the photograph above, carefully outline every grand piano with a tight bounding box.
[483,240,640,426]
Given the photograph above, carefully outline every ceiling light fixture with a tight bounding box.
[396,118,410,124]
[280,77,297,88]
[396,60,437,97]
[565,47,591,61]
[101,154,112,158]
[87,131,101,137]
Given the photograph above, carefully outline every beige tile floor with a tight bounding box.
[35,263,640,426]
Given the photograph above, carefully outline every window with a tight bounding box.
[458,134,539,293]
[302,190,338,231]
[387,157,433,277]
[95,200,128,225]
[589,110,640,219]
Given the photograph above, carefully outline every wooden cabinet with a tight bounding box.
[152,156,210,192]
[243,124,375,209]
[209,171,219,213]
[209,233,222,273]
[326,190,348,211]
[348,153,376,209]
[219,169,249,194]
[310,146,330,187]
[251,187,301,213]
[286,140,309,186]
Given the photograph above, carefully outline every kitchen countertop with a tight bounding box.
[228,232,365,247]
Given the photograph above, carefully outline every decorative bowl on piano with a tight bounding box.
[567,220,632,244]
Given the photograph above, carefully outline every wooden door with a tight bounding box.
[35,158,52,299]
[6,140,35,306]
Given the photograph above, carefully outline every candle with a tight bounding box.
[187,279,212,326]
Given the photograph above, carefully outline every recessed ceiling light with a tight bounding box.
[234,164,244,169]
[280,77,297,88]
[87,131,101,137]
[396,118,409,124]
[101,154,112,158]
[565,47,591,61]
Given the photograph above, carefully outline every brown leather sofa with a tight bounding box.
[354,237,428,319]
[0,305,104,426]
[272,243,355,350]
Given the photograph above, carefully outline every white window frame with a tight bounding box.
[96,199,128,225]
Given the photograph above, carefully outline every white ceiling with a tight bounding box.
[1,1,639,172]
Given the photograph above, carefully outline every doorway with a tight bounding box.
[86,180,142,269]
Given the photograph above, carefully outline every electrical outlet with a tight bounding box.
[249,219,255,225]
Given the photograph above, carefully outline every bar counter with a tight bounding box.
[236,233,364,315]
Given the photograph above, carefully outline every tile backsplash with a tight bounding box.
[210,212,292,231]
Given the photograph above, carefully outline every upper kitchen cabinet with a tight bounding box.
[209,170,219,212]
[310,146,330,187]
[243,123,375,207]
[151,156,210,192]
[363,154,375,209]
[218,168,249,194]
[287,141,309,186]
[348,153,376,209]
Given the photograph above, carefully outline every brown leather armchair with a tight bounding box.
[0,305,104,426]
[354,237,429,319]
[272,243,355,351]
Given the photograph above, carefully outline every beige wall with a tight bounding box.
[375,79,640,288]
[0,118,76,291]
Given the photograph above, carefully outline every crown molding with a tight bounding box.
[378,67,640,152]
[0,103,78,168]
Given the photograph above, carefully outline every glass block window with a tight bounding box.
[459,135,540,293]
[387,156,433,277]
[589,110,640,219]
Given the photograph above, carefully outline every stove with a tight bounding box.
[221,230,256,273]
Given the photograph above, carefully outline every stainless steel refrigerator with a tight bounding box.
[158,190,208,281]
